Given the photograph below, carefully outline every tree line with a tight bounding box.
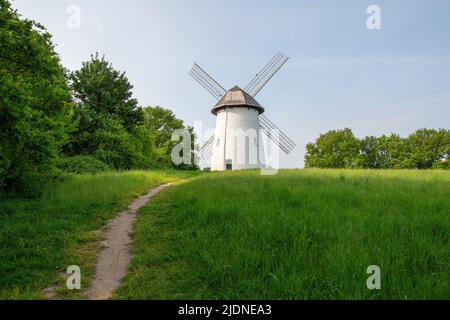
[305,128,449,169]
[0,0,195,193]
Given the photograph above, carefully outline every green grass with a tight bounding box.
[115,169,449,299]
[0,170,195,299]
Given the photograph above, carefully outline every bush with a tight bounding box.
[56,156,110,175]
[432,159,449,169]
[0,1,73,192]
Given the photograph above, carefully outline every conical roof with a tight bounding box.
[211,85,265,115]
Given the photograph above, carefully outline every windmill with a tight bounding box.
[189,52,295,171]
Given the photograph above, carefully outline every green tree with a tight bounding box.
[0,0,73,191]
[143,106,184,152]
[360,135,382,168]
[375,134,407,168]
[91,116,144,169]
[67,53,144,155]
[142,106,197,169]
[305,128,361,168]
[403,129,450,169]
[66,54,156,169]
[305,129,449,170]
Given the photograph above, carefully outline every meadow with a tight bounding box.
[0,169,448,299]
[0,170,195,299]
[115,169,449,299]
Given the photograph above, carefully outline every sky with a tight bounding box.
[11,0,450,168]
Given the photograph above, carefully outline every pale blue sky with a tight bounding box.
[12,0,450,168]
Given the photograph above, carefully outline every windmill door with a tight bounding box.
[225,159,232,171]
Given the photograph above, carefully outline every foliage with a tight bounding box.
[142,106,198,170]
[360,136,383,168]
[90,116,145,170]
[305,128,450,169]
[142,106,184,151]
[66,54,148,169]
[56,155,110,175]
[376,134,406,168]
[69,53,143,133]
[305,128,361,168]
[66,55,156,170]
[403,128,450,169]
[66,56,198,170]
[0,0,73,191]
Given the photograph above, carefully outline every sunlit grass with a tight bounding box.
[0,170,195,299]
[116,169,449,299]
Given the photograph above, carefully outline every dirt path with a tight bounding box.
[85,183,172,300]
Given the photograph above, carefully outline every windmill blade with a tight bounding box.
[259,114,296,154]
[244,52,289,97]
[201,147,212,161]
[189,63,227,101]
[199,134,214,160]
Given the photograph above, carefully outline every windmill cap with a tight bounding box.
[211,85,265,115]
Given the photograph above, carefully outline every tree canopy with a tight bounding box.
[0,0,73,191]
[69,53,143,132]
[0,0,198,193]
[142,106,197,169]
[66,55,197,171]
[305,128,450,169]
[305,128,361,168]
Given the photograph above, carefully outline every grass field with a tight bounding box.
[0,170,195,299]
[0,169,448,299]
[115,169,449,299]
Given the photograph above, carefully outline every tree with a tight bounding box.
[142,106,198,169]
[376,134,407,168]
[0,0,73,191]
[143,106,184,152]
[305,129,449,170]
[67,57,197,170]
[67,53,144,155]
[360,135,382,168]
[91,115,145,170]
[305,128,361,168]
[404,129,450,169]
[66,54,154,169]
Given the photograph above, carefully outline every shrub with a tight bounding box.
[56,156,110,175]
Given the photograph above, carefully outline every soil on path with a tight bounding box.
[85,183,172,300]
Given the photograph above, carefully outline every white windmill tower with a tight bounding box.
[189,52,295,171]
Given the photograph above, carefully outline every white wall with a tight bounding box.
[211,107,263,171]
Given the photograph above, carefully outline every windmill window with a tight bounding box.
[216,138,220,147]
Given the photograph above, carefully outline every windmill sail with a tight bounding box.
[244,52,289,97]
[189,63,227,101]
[259,114,296,154]
[189,52,296,170]
[199,134,214,160]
